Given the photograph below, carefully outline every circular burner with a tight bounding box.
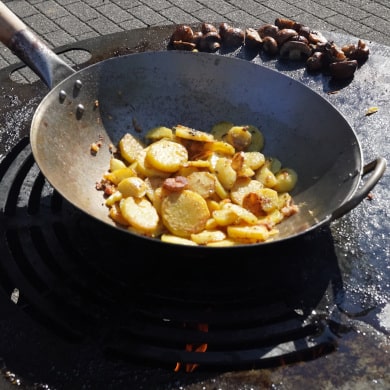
[0,138,338,370]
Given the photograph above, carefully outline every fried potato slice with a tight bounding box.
[242,187,279,215]
[254,165,277,188]
[174,124,215,142]
[161,189,210,237]
[214,157,237,190]
[222,203,258,224]
[120,196,160,234]
[226,126,252,151]
[146,126,174,142]
[186,171,216,198]
[244,151,266,170]
[190,229,226,245]
[204,140,235,156]
[119,133,145,163]
[273,168,298,192]
[109,157,127,172]
[104,167,137,185]
[108,203,128,226]
[212,207,239,226]
[118,177,147,198]
[135,148,171,178]
[227,224,271,242]
[230,176,263,206]
[161,234,198,246]
[105,190,122,206]
[145,138,188,172]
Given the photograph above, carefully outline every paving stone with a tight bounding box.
[0,0,389,69]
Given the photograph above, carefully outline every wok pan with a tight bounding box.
[0,3,386,249]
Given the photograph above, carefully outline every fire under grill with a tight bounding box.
[0,138,337,374]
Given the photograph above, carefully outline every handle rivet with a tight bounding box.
[76,104,85,118]
[59,90,67,101]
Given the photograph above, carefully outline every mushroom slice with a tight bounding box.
[275,17,302,32]
[197,31,221,52]
[306,52,326,71]
[342,39,370,63]
[257,24,279,39]
[262,36,278,56]
[275,28,298,46]
[170,25,195,45]
[280,40,312,60]
[219,23,245,47]
[245,28,263,49]
[329,60,358,80]
[172,40,197,51]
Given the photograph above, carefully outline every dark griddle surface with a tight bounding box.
[0,25,389,390]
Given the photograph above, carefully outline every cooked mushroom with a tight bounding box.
[219,24,245,47]
[307,30,328,45]
[275,28,298,46]
[192,31,203,46]
[298,25,311,40]
[258,24,279,39]
[201,22,218,34]
[326,41,347,62]
[262,36,279,56]
[170,25,195,45]
[172,40,197,51]
[197,31,221,52]
[342,39,370,63]
[280,40,312,60]
[306,51,326,71]
[275,17,302,32]
[245,28,263,49]
[329,60,358,79]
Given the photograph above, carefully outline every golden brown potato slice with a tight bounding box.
[109,157,127,172]
[273,168,298,192]
[161,234,198,246]
[135,148,171,178]
[186,171,216,198]
[120,196,160,234]
[230,176,263,206]
[118,177,147,198]
[244,151,266,170]
[119,133,145,163]
[105,190,122,206]
[161,189,210,237]
[226,126,252,151]
[254,165,277,188]
[145,138,188,172]
[108,203,129,226]
[146,126,174,142]
[174,124,215,142]
[104,167,137,185]
[214,157,237,190]
[227,224,271,242]
[190,229,226,245]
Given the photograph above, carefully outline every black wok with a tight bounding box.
[0,3,386,249]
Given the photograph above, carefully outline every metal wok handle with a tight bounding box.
[0,1,74,88]
[331,157,387,220]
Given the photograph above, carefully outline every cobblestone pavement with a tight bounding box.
[1,0,389,70]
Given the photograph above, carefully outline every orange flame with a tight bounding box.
[174,323,208,372]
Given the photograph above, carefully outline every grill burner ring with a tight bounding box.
[0,138,338,373]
